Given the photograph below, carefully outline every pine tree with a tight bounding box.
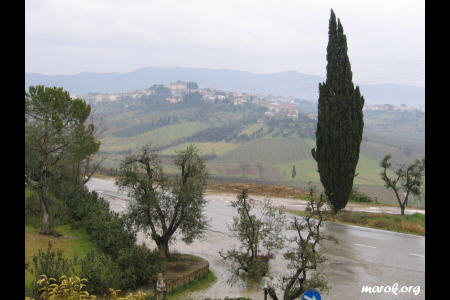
[311,9,365,213]
[291,165,296,179]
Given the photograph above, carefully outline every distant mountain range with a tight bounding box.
[25,67,425,107]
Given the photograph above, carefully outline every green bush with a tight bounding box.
[83,209,136,259]
[245,259,269,283]
[28,242,77,280]
[61,184,137,259]
[27,242,78,297]
[39,183,161,294]
[349,188,373,203]
[116,244,162,290]
[25,187,72,227]
[80,251,125,295]
[48,194,73,226]
[60,184,109,222]
[25,187,41,225]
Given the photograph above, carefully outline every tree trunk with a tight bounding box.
[267,287,278,300]
[39,155,52,235]
[156,237,171,260]
[39,191,52,235]
[400,204,405,216]
[40,131,52,235]
[161,241,170,260]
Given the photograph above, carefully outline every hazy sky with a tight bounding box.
[25,0,424,87]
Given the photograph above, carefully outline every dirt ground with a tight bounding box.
[163,253,207,276]
[206,182,309,198]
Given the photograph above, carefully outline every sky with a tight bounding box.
[25,0,425,88]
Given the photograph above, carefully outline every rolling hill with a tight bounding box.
[89,89,424,190]
[26,67,424,107]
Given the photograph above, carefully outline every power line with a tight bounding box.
[356,70,424,84]
[353,59,424,73]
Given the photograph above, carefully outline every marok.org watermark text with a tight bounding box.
[361,283,421,296]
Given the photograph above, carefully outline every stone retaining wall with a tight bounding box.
[164,258,210,293]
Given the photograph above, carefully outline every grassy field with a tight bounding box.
[93,102,424,193]
[101,121,210,152]
[286,209,425,236]
[275,150,399,186]
[214,137,312,165]
[161,141,240,156]
[25,225,99,290]
[238,123,266,136]
[89,92,425,196]
[100,136,418,187]
[359,139,422,167]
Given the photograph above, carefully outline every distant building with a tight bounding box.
[164,81,187,91]
[167,97,181,103]
[307,113,317,120]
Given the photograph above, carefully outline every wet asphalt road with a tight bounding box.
[86,178,425,299]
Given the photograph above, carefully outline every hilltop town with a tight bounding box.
[73,80,315,121]
[74,80,423,123]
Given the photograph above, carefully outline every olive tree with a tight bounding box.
[219,189,287,284]
[380,155,425,215]
[267,191,335,300]
[116,144,208,260]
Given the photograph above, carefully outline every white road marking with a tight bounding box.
[354,243,376,249]
[408,253,425,258]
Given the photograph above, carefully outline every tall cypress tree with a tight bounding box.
[311,9,365,213]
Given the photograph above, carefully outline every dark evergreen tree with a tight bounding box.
[311,9,365,213]
[291,165,296,179]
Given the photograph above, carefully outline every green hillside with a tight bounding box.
[92,93,424,192]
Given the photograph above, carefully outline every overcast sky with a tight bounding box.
[25,0,424,88]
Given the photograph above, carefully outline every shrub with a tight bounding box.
[116,244,162,290]
[35,275,95,299]
[48,194,73,226]
[25,187,71,227]
[349,188,373,203]
[80,251,125,295]
[25,187,41,226]
[28,242,77,282]
[61,184,109,222]
[52,183,160,293]
[108,289,150,300]
[83,209,136,259]
[27,275,152,300]
[244,258,269,283]
[27,242,78,297]
[61,184,137,259]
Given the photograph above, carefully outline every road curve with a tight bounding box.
[86,177,424,299]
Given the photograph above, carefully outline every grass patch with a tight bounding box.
[161,141,239,156]
[286,209,425,236]
[25,224,99,290]
[276,152,394,186]
[101,121,210,152]
[167,271,217,300]
[215,137,312,165]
